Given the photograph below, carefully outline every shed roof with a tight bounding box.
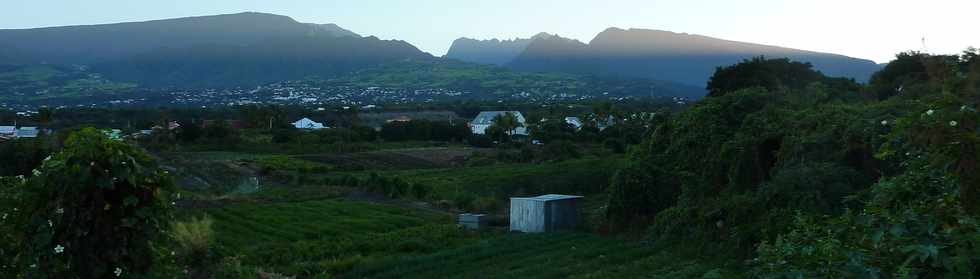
[511,194,584,202]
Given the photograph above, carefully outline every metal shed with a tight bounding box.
[458,213,487,230]
[509,194,583,233]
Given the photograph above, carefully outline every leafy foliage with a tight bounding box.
[706,56,859,97]
[607,53,980,276]
[2,128,175,278]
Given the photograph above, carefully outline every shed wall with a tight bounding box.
[510,199,545,232]
[545,199,581,231]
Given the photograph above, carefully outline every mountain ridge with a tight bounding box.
[447,27,881,86]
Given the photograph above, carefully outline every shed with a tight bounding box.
[509,194,583,233]
[15,127,38,138]
[458,213,487,230]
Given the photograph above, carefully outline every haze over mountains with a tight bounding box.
[0,12,880,95]
[447,28,881,86]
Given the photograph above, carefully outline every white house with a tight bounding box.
[0,126,15,138]
[564,117,583,130]
[469,111,528,135]
[15,127,39,138]
[292,118,326,130]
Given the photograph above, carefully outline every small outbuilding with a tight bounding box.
[458,213,487,230]
[509,194,583,233]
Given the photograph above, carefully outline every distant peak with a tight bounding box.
[600,27,626,33]
[531,32,555,40]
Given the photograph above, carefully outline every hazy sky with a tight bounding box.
[3,0,977,63]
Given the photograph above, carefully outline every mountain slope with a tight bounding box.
[96,36,428,88]
[305,23,360,38]
[0,12,322,64]
[578,28,880,85]
[0,12,430,88]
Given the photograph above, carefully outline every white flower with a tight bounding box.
[56,208,64,214]
[114,267,123,277]
[48,220,53,227]
[32,169,41,176]
[121,161,127,165]
[950,121,958,127]
[926,109,935,116]
[2,213,6,220]
[90,161,95,166]
[15,175,24,181]
[29,264,36,268]
[43,155,51,162]
[880,120,888,126]
[54,245,64,254]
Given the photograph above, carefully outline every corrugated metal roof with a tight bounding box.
[511,194,583,202]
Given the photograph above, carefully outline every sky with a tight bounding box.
[3,0,978,63]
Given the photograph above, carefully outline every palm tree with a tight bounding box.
[491,112,523,136]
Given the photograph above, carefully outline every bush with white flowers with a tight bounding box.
[4,128,175,278]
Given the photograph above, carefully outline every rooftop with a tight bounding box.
[511,194,584,202]
[472,111,524,125]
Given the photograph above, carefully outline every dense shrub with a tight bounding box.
[3,128,175,278]
[606,53,980,276]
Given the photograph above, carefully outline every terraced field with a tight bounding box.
[346,233,739,279]
[200,199,482,276]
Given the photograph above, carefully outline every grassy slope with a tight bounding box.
[203,199,467,276]
[357,156,624,200]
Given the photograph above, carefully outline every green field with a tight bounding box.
[201,199,473,277]
[347,233,738,279]
[195,198,734,279]
[161,148,691,278]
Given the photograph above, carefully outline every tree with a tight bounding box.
[239,105,287,129]
[35,107,53,124]
[489,112,523,137]
[7,128,175,278]
[706,56,852,97]
[868,52,932,100]
[176,119,202,143]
